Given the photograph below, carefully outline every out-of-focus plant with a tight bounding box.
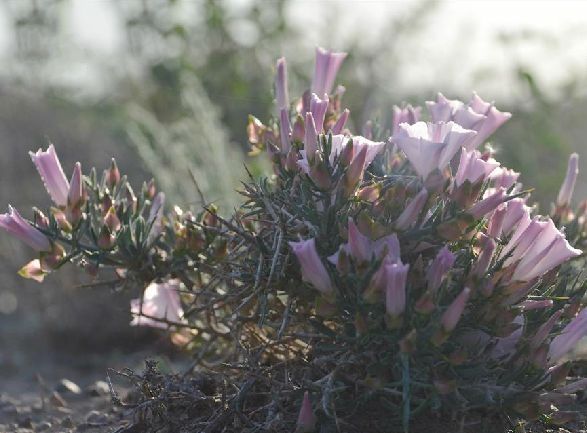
[3,49,587,432]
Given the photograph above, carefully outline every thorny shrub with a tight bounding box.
[3,48,587,432]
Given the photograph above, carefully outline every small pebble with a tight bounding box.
[36,421,52,431]
[85,380,110,397]
[56,379,82,395]
[85,410,108,424]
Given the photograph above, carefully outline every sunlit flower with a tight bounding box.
[130,279,185,328]
[0,206,51,251]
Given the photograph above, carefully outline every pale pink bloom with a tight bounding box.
[503,217,551,266]
[454,148,499,187]
[487,206,506,238]
[393,121,477,179]
[331,108,350,134]
[29,144,70,207]
[310,93,329,132]
[490,315,524,359]
[329,231,400,267]
[441,287,471,333]
[327,134,384,170]
[347,218,372,263]
[304,112,318,157]
[557,153,579,207]
[296,391,317,433]
[345,146,368,188]
[385,263,409,317]
[512,231,581,282]
[279,108,291,152]
[275,57,289,111]
[392,104,421,134]
[426,92,511,150]
[490,167,520,191]
[530,310,563,349]
[500,198,530,236]
[311,47,347,97]
[130,279,185,328]
[426,246,455,292]
[467,187,507,219]
[0,206,51,251]
[68,162,84,209]
[548,308,587,364]
[473,234,495,277]
[394,188,428,230]
[289,238,333,296]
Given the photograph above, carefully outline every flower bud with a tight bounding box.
[104,206,121,233]
[289,238,333,296]
[51,208,72,233]
[441,287,471,333]
[556,153,579,207]
[292,115,305,142]
[304,112,318,159]
[98,226,116,250]
[331,108,349,134]
[18,259,46,282]
[467,187,507,219]
[296,391,317,433]
[426,246,455,292]
[394,188,428,230]
[275,57,289,111]
[107,158,120,188]
[343,146,367,194]
[472,234,495,277]
[385,263,409,327]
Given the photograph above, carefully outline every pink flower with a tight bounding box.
[467,187,507,219]
[499,198,529,236]
[29,144,70,207]
[331,108,349,134]
[490,315,524,360]
[347,217,372,262]
[426,92,511,150]
[18,259,47,282]
[518,299,554,311]
[393,121,476,179]
[296,391,317,433]
[392,104,421,134]
[275,57,289,111]
[441,287,471,333]
[426,246,455,292]
[394,188,428,230]
[548,309,587,364]
[490,167,520,191]
[310,93,329,132]
[68,162,84,209]
[279,108,291,152]
[454,148,499,187]
[473,234,495,277]
[130,279,185,328]
[385,262,409,318]
[304,112,318,159]
[0,206,51,251]
[530,310,563,350]
[512,230,581,282]
[557,153,579,207]
[289,238,333,296]
[311,47,347,97]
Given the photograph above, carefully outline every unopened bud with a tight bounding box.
[98,226,116,250]
[104,206,121,232]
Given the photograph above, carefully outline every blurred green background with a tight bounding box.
[1,0,587,379]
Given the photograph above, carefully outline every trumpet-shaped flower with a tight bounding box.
[426,246,455,292]
[557,153,579,207]
[310,93,329,132]
[130,279,185,328]
[490,167,520,191]
[289,238,333,296]
[454,148,499,187]
[30,144,70,207]
[548,309,587,364]
[426,92,511,150]
[296,391,317,433]
[393,121,477,179]
[392,104,421,134]
[394,188,429,230]
[0,206,51,251]
[275,57,289,111]
[385,262,409,318]
[441,287,471,333]
[311,47,347,97]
